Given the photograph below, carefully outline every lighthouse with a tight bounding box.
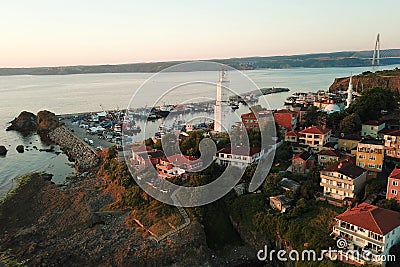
[346,74,353,109]
[214,70,230,132]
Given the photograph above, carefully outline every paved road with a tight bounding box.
[62,118,116,150]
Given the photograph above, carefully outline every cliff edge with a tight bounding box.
[329,68,400,93]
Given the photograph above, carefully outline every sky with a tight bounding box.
[1,0,399,67]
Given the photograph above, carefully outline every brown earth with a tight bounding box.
[0,173,211,266]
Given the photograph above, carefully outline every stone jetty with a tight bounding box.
[49,126,100,170]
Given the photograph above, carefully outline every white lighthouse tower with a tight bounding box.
[346,74,353,109]
[214,69,230,132]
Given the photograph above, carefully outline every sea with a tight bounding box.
[1,64,399,197]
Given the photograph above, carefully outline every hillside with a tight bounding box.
[329,68,400,93]
[1,49,400,76]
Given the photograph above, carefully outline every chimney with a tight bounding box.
[338,163,343,169]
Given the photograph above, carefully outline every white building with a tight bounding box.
[214,70,230,132]
[298,126,331,151]
[346,74,353,109]
[215,146,264,168]
[332,203,400,265]
[320,159,367,202]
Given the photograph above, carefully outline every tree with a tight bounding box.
[144,138,154,147]
[327,111,345,132]
[347,87,397,122]
[377,198,400,212]
[303,106,320,127]
[340,113,362,135]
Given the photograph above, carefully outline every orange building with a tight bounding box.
[386,167,400,203]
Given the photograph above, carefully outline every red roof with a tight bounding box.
[299,126,331,135]
[285,130,300,137]
[336,203,400,235]
[275,109,293,114]
[322,159,365,179]
[218,146,261,156]
[241,112,256,119]
[363,120,384,126]
[293,151,312,161]
[163,154,200,166]
[382,129,400,137]
[389,167,400,180]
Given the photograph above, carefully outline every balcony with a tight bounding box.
[320,182,354,193]
[334,225,383,247]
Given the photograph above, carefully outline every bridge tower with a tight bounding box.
[372,33,381,66]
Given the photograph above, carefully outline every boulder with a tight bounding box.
[16,145,24,153]
[0,145,7,156]
[6,111,37,133]
[37,110,60,133]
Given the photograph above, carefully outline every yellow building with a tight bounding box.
[338,134,361,152]
[356,139,385,178]
[383,129,400,159]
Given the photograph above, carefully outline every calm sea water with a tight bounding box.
[1,64,399,197]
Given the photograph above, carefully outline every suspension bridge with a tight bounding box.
[369,33,400,66]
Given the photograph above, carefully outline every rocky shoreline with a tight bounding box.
[48,126,101,171]
[0,172,213,266]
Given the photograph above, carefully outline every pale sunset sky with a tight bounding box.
[1,0,399,67]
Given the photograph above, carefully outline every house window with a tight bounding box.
[368,163,375,168]
[392,189,398,195]
[359,155,366,159]
[358,162,365,167]
[393,181,399,186]
[369,156,376,160]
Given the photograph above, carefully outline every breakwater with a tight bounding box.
[48,126,101,170]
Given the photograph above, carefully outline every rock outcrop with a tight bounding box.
[37,110,60,133]
[16,145,24,153]
[6,110,60,135]
[0,146,7,156]
[6,111,37,133]
[329,70,400,93]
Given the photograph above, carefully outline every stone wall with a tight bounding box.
[48,126,100,171]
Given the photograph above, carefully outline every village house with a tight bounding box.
[291,151,314,174]
[313,99,336,109]
[298,126,331,151]
[279,178,301,193]
[241,110,271,131]
[383,129,400,160]
[317,149,341,165]
[215,145,264,168]
[338,134,362,152]
[241,112,259,130]
[269,195,293,213]
[132,149,165,166]
[284,130,300,143]
[320,159,367,204]
[386,167,400,204]
[156,157,186,179]
[361,120,386,139]
[356,139,385,178]
[332,203,400,265]
[164,154,203,172]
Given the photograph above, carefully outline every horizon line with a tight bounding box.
[2,48,400,69]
